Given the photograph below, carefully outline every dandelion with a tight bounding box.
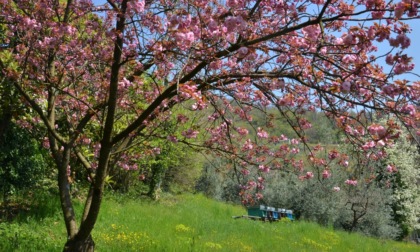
[205,242,222,249]
[175,224,192,233]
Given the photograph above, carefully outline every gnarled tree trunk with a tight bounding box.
[63,235,95,252]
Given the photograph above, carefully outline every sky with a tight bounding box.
[397,19,420,81]
[91,0,420,82]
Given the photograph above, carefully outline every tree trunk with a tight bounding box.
[147,161,164,200]
[63,235,95,252]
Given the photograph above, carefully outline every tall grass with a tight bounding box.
[93,193,419,252]
[0,192,419,251]
[0,191,66,251]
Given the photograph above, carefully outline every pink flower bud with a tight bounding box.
[305,172,314,179]
[322,170,331,179]
[345,179,358,186]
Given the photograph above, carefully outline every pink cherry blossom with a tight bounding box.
[127,0,145,14]
[224,15,246,33]
[343,33,354,45]
[389,34,411,49]
[236,127,249,136]
[305,172,314,179]
[181,129,199,139]
[226,0,244,8]
[341,81,351,92]
[322,170,331,179]
[257,127,269,139]
[401,104,416,116]
[175,31,195,50]
[345,179,358,186]
[258,165,270,173]
[241,169,250,176]
[242,139,253,151]
[386,164,398,173]
[3,0,420,246]
[328,150,339,160]
[291,139,299,145]
[167,135,178,143]
[237,47,249,57]
[368,124,386,137]
[362,141,376,150]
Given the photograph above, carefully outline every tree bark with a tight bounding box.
[63,234,95,252]
[65,0,130,246]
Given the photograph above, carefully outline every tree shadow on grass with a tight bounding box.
[0,192,61,223]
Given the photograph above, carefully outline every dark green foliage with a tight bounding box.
[18,191,62,222]
[196,158,242,204]
[161,150,203,194]
[142,143,204,198]
[248,108,341,144]
[0,124,49,203]
[0,190,63,251]
[304,112,341,144]
[106,140,204,198]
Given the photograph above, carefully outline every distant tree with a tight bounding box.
[1,0,420,250]
[196,157,242,203]
[263,157,401,239]
[383,127,420,239]
[305,111,341,144]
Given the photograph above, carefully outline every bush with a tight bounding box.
[262,169,401,240]
[0,124,50,203]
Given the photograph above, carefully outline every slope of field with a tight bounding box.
[0,193,418,251]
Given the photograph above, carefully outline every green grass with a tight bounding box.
[0,193,419,251]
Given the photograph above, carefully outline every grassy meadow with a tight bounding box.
[0,193,419,251]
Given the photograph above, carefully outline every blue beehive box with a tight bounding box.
[286,210,294,221]
[272,210,279,220]
[266,206,276,220]
[247,205,267,218]
[247,205,294,221]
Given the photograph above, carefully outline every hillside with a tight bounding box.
[0,193,418,251]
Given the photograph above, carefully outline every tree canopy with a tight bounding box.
[1,0,419,250]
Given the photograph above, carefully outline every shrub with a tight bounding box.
[0,124,50,203]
